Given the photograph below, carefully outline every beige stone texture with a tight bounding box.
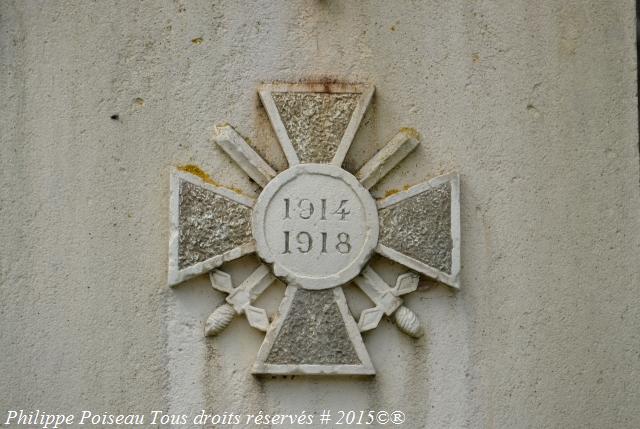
[1,1,638,428]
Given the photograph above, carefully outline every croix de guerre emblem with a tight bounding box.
[168,83,460,375]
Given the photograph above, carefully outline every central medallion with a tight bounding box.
[253,164,379,290]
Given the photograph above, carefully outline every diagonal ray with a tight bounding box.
[259,83,374,167]
[355,129,419,189]
[168,168,256,286]
[375,173,461,288]
[213,125,277,188]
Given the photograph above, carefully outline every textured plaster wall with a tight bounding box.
[1,1,639,428]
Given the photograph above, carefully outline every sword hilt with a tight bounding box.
[394,306,423,338]
[204,303,236,336]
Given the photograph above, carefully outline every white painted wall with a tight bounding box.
[1,1,638,428]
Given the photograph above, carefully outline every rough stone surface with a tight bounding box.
[265,289,360,365]
[272,93,358,163]
[379,183,452,273]
[1,1,638,428]
[178,180,252,269]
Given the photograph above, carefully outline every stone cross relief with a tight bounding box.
[168,83,460,376]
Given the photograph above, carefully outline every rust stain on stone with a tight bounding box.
[399,127,420,140]
[266,78,370,94]
[384,184,411,198]
[178,165,219,186]
[178,164,246,195]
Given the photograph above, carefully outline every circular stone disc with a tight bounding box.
[252,164,379,290]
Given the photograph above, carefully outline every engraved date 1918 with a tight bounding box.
[282,198,353,255]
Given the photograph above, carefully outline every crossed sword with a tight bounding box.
[204,264,423,338]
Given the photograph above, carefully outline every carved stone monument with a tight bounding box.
[3,3,639,426]
[168,83,460,375]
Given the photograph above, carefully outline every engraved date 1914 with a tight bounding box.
[282,198,352,255]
